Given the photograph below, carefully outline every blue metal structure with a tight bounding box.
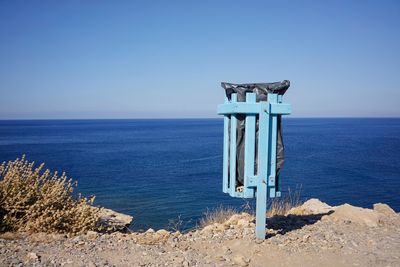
[218,92,291,239]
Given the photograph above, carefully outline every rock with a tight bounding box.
[224,214,242,226]
[97,208,133,232]
[26,252,40,262]
[146,228,155,234]
[240,212,254,221]
[237,219,250,228]
[330,204,380,227]
[373,203,397,216]
[213,223,227,232]
[156,229,170,236]
[200,225,214,234]
[302,234,311,242]
[173,231,182,237]
[200,223,227,234]
[216,255,226,261]
[287,198,334,215]
[86,230,99,240]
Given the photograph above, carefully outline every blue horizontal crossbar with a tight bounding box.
[218,102,291,115]
[269,103,291,115]
[217,103,261,115]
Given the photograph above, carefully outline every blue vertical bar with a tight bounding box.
[268,94,278,198]
[255,101,270,239]
[277,94,283,103]
[244,93,256,198]
[229,93,238,197]
[222,95,230,193]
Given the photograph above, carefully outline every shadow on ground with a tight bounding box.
[264,211,334,238]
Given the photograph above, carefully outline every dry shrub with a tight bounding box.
[167,215,184,232]
[0,156,100,234]
[266,186,302,217]
[199,205,237,228]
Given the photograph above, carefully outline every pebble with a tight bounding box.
[26,252,40,261]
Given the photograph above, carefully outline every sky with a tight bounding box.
[0,0,399,119]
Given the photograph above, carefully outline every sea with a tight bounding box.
[0,118,399,230]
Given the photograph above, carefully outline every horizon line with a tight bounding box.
[0,116,399,121]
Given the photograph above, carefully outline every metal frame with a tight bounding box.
[218,92,291,239]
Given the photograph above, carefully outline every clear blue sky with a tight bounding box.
[0,0,399,119]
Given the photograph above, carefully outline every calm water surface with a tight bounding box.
[0,118,399,230]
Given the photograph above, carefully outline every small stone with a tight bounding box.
[216,255,226,261]
[302,234,311,242]
[26,252,40,262]
[86,230,99,240]
[224,214,242,226]
[146,228,155,233]
[156,229,170,236]
[173,231,182,237]
[237,219,250,228]
[200,225,214,234]
[213,223,226,232]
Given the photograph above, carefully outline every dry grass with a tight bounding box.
[199,205,238,228]
[167,215,184,232]
[199,187,303,228]
[266,187,302,217]
[0,156,100,234]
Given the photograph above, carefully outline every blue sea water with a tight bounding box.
[0,118,399,230]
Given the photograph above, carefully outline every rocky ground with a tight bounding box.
[1,199,399,267]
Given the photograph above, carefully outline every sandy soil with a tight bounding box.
[1,199,399,267]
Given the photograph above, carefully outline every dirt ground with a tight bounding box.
[1,199,399,267]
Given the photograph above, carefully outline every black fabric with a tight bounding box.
[221,81,290,189]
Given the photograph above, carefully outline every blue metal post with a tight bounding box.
[243,93,256,198]
[268,94,278,199]
[255,101,270,239]
[229,94,238,197]
[222,95,230,193]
